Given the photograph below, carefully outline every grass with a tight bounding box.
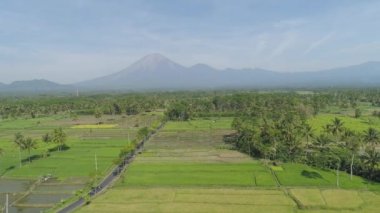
[138,149,253,163]
[322,189,363,209]
[275,163,380,190]
[78,188,295,213]
[290,189,326,207]
[271,165,284,171]
[1,137,133,179]
[0,115,64,130]
[163,117,233,131]
[308,113,380,134]
[276,163,335,187]
[116,125,276,187]
[291,189,380,212]
[119,162,276,187]
[71,124,118,129]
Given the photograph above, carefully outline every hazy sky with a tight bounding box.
[1,0,379,84]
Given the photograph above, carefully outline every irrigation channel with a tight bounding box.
[56,123,165,213]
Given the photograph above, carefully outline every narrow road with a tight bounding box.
[57,123,164,213]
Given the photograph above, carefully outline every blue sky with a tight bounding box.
[0,0,379,83]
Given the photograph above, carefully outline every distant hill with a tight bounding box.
[0,79,72,93]
[1,54,380,93]
[287,61,380,87]
[76,54,380,90]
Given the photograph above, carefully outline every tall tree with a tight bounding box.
[42,133,52,143]
[342,130,361,180]
[302,124,314,160]
[52,128,67,151]
[326,117,345,137]
[0,147,3,172]
[363,127,379,148]
[113,103,122,115]
[361,147,380,179]
[302,124,314,148]
[354,108,362,118]
[23,137,37,163]
[313,134,332,152]
[165,102,191,121]
[94,108,103,124]
[13,132,25,167]
[137,127,150,141]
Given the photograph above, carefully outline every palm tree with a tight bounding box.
[94,108,103,124]
[52,127,67,151]
[324,154,342,188]
[326,117,345,137]
[313,134,332,152]
[343,132,361,180]
[13,132,25,167]
[0,147,3,172]
[363,127,379,148]
[302,124,314,146]
[361,147,380,179]
[23,137,37,163]
[42,133,52,143]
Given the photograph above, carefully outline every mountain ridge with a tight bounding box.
[76,55,380,90]
[1,54,380,92]
[0,79,72,93]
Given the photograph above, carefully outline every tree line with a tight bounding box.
[3,89,380,120]
[229,109,380,181]
[9,128,67,167]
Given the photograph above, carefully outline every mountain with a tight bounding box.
[289,61,380,87]
[0,79,72,93]
[77,54,380,90]
[76,53,291,90]
[1,54,380,93]
[78,54,189,89]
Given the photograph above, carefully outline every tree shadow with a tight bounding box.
[0,165,15,176]
[21,154,45,163]
[6,165,15,171]
[223,133,237,144]
[301,170,323,179]
[48,144,70,152]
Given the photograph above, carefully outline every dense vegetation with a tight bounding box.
[2,89,380,119]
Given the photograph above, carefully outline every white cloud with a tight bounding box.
[304,32,335,54]
[270,32,297,58]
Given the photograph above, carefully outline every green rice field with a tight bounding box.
[79,118,380,213]
[0,113,161,212]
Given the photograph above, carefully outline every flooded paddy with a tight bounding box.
[33,184,83,193]
[0,179,33,193]
[0,178,85,213]
[18,193,72,206]
[8,206,47,213]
